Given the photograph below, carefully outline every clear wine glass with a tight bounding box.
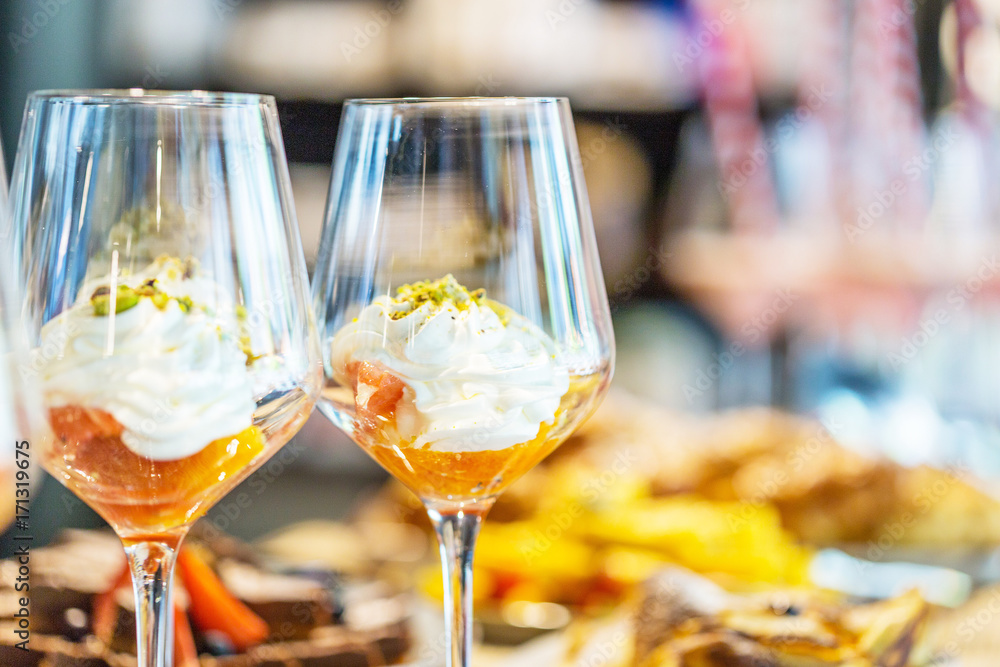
[8,90,321,667]
[312,97,614,667]
[1,136,47,535]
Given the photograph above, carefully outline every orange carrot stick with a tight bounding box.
[176,547,269,651]
[174,602,200,667]
[92,562,132,644]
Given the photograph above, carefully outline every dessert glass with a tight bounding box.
[1,138,46,534]
[8,90,321,667]
[312,97,615,667]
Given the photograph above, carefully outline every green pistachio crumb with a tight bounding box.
[89,263,201,317]
[237,332,259,366]
[91,285,140,316]
[391,275,509,324]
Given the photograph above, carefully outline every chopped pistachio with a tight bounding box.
[88,262,204,316]
[91,285,140,316]
[134,280,159,298]
[390,274,507,323]
[236,331,260,366]
[182,256,200,279]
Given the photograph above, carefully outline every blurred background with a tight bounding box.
[3,0,998,550]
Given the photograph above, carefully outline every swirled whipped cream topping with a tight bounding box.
[330,276,570,453]
[37,256,256,461]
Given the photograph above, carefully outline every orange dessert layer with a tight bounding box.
[367,422,563,501]
[46,406,264,538]
[344,360,601,502]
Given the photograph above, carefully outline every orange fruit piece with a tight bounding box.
[49,405,124,443]
[349,360,408,434]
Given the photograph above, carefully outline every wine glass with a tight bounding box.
[312,97,614,667]
[0,274,46,538]
[1,136,47,535]
[8,90,321,667]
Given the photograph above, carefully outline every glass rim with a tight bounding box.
[343,96,567,108]
[26,89,276,107]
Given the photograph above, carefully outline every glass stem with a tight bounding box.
[124,538,182,667]
[426,500,492,667]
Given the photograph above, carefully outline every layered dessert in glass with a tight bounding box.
[37,256,300,541]
[328,275,599,501]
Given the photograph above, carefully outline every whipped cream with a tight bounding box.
[37,257,256,461]
[330,280,570,453]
